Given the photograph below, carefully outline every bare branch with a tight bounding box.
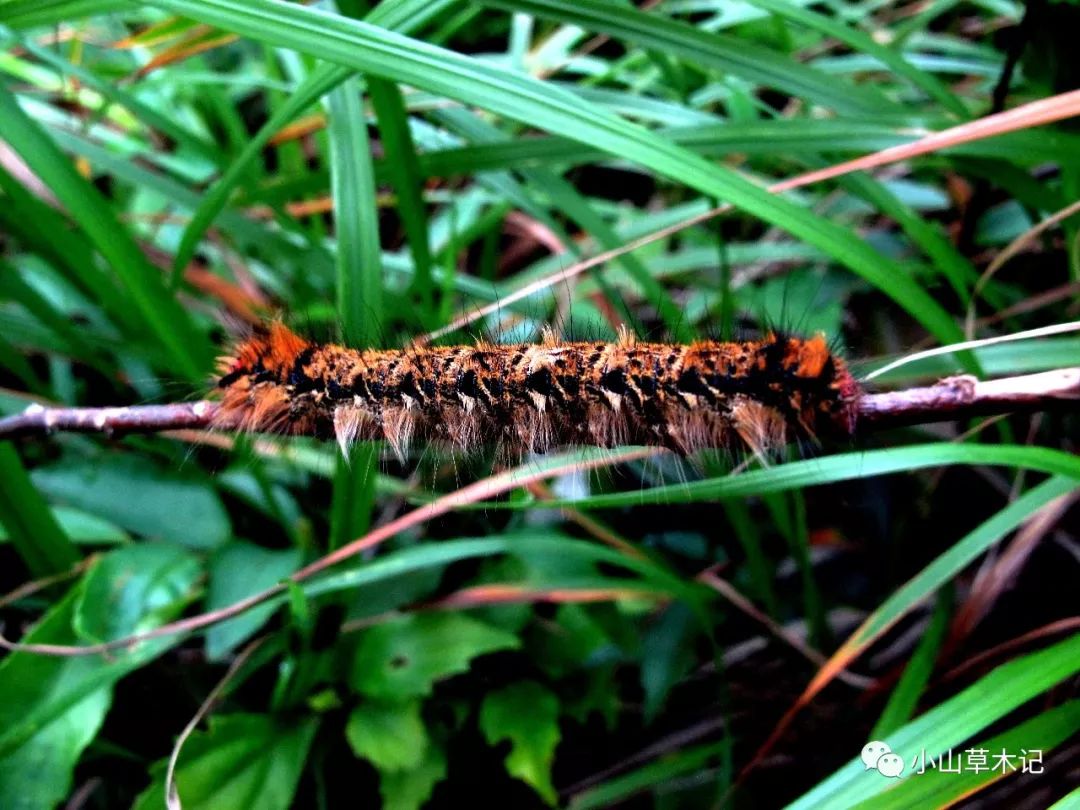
[0,401,219,439]
[855,368,1080,429]
[0,367,1077,442]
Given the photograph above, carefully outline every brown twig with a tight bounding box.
[0,401,220,439]
[854,368,1080,429]
[1,368,1076,441]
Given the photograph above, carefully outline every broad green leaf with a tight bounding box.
[640,601,698,722]
[380,742,447,810]
[0,563,197,805]
[134,714,318,810]
[31,454,231,549]
[0,505,128,545]
[205,541,302,660]
[346,698,428,771]
[480,681,562,805]
[350,613,520,699]
[74,542,201,643]
[531,604,619,680]
[0,686,110,810]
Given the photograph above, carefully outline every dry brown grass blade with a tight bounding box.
[129,28,239,78]
[947,492,1077,646]
[268,113,327,146]
[734,479,1078,789]
[425,584,662,608]
[965,197,1080,338]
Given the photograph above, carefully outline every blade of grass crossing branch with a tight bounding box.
[326,66,382,546]
[0,85,211,380]
[327,77,382,346]
[140,0,969,354]
[519,445,1080,510]
[368,78,436,325]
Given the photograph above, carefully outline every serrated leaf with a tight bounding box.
[351,613,520,699]
[480,681,561,805]
[346,699,428,772]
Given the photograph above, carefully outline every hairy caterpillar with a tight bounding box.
[214,322,861,461]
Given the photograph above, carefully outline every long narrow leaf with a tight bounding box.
[135,0,966,348]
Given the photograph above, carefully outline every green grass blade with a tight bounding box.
[0,84,210,380]
[837,476,1077,660]
[870,588,952,739]
[412,119,1080,178]
[0,0,127,27]
[854,700,1080,809]
[327,75,382,345]
[0,443,80,577]
[0,29,224,166]
[368,78,436,322]
[482,0,895,115]
[172,0,457,277]
[326,68,382,546]
[173,63,350,278]
[511,445,1080,510]
[743,0,968,117]
[790,633,1080,808]
[135,0,967,349]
